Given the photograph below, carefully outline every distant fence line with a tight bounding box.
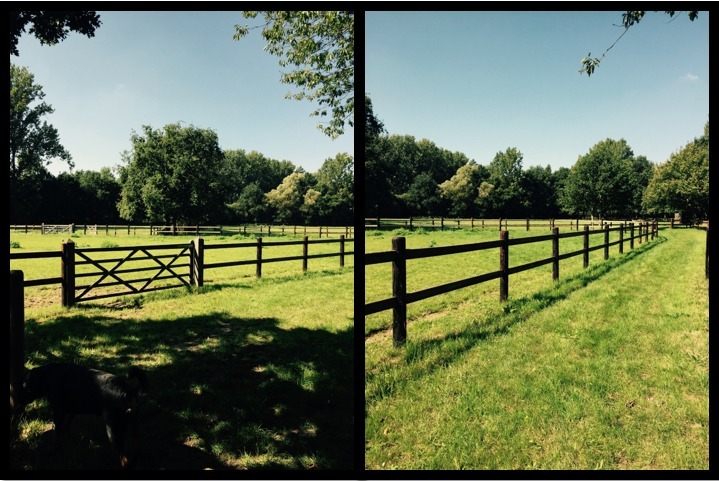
[10,235,353,307]
[364,217,697,231]
[10,223,353,238]
[365,221,661,346]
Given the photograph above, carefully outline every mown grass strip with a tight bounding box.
[365,228,707,470]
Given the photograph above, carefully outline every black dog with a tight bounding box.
[22,362,148,469]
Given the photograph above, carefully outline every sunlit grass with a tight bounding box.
[365,228,708,470]
[10,233,354,470]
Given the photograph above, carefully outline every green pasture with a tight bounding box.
[10,231,353,309]
[10,232,354,470]
[365,227,708,469]
[365,224,640,336]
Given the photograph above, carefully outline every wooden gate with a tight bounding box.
[64,241,194,305]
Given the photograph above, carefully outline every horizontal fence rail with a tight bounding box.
[365,217,692,232]
[10,223,353,238]
[10,235,353,307]
[365,221,659,346]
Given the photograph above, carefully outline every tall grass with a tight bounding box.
[365,228,708,470]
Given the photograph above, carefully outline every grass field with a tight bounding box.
[11,231,353,308]
[10,232,354,470]
[365,227,708,469]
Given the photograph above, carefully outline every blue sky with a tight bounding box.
[12,11,354,176]
[365,11,708,170]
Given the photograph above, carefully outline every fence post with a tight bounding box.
[671,217,675,229]
[377,218,381,230]
[552,227,559,281]
[526,218,530,231]
[303,236,308,273]
[256,238,263,278]
[499,230,509,302]
[339,235,345,268]
[61,239,75,307]
[392,237,407,346]
[706,224,709,279]
[619,224,624,254]
[470,217,474,229]
[42,222,45,235]
[269,225,272,237]
[498,217,503,232]
[630,222,635,250]
[10,270,24,412]
[645,222,649,243]
[482,218,485,229]
[191,237,204,287]
[604,224,610,260]
[440,217,444,231]
[638,222,643,245]
[583,225,589,268]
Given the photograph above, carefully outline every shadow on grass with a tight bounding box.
[366,236,666,405]
[11,310,354,471]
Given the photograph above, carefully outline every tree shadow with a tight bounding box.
[367,236,666,404]
[12,310,354,471]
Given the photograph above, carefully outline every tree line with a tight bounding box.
[365,95,708,223]
[10,11,354,228]
[10,64,353,227]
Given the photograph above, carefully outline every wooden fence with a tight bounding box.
[10,223,353,238]
[365,221,658,346]
[10,235,353,307]
[365,217,686,232]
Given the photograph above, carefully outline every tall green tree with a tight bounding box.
[265,170,313,224]
[375,134,468,217]
[10,11,101,56]
[10,64,73,222]
[228,182,269,224]
[117,123,226,225]
[10,64,73,181]
[521,165,557,219]
[314,152,354,225]
[365,94,397,217]
[73,168,122,223]
[398,173,441,217]
[560,138,640,221]
[234,11,354,138]
[223,149,296,211]
[487,147,526,216]
[642,122,708,223]
[439,161,484,217]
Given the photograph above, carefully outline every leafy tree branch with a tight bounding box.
[580,11,699,77]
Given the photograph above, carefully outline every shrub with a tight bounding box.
[11,241,21,249]
[101,241,119,248]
